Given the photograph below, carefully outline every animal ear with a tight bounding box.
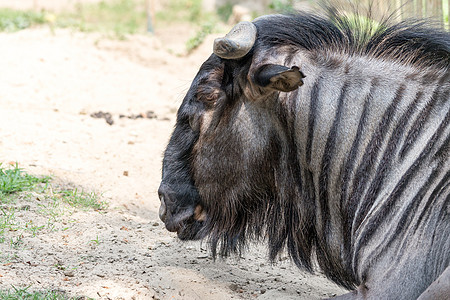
[253,64,305,92]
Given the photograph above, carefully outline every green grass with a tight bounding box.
[58,0,147,39]
[444,0,449,29]
[186,22,214,53]
[0,0,212,38]
[155,0,204,24]
[0,163,50,198]
[0,0,228,50]
[37,197,70,225]
[57,189,107,211]
[0,8,46,32]
[0,163,107,251]
[0,165,103,299]
[0,285,89,300]
[0,0,149,39]
[89,234,101,246]
[0,0,447,37]
[268,0,296,13]
[156,0,222,53]
[0,207,19,239]
[216,2,233,23]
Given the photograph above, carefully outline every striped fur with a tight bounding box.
[159,8,449,299]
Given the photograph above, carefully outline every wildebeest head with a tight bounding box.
[158,19,306,255]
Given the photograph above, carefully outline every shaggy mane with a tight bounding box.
[253,8,450,70]
[201,6,449,291]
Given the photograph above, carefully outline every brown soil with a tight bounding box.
[0,21,346,300]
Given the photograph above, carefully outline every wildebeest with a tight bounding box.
[158,6,449,299]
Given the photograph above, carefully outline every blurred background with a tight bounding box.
[0,0,448,54]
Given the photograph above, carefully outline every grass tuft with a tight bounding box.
[57,189,107,210]
[0,163,50,199]
[0,207,19,237]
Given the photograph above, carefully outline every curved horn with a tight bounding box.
[213,21,257,59]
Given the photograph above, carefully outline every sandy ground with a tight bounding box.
[0,22,347,300]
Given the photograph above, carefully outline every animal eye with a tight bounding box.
[197,88,220,103]
[204,93,217,102]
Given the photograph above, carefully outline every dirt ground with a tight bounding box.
[0,17,347,300]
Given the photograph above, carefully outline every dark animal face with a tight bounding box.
[158,55,226,240]
[158,21,305,248]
